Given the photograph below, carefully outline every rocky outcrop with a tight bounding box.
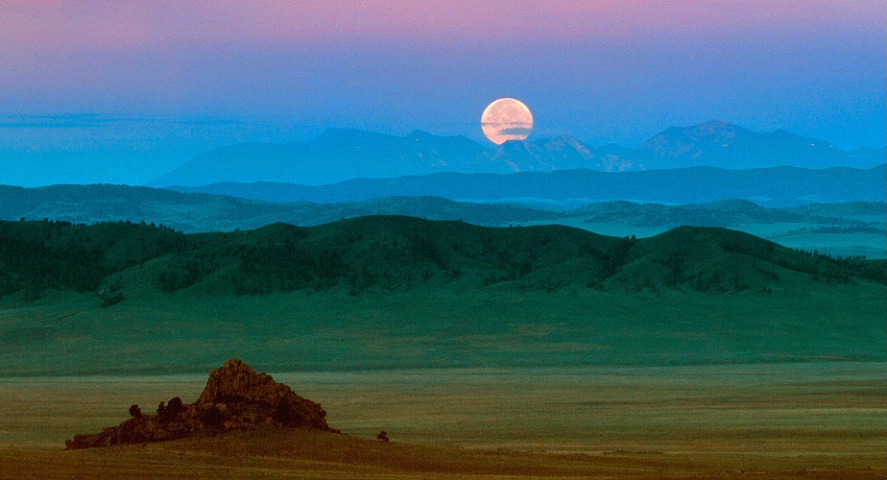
[65,359,334,449]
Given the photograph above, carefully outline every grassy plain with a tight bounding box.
[1,362,883,479]
[1,285,884,375]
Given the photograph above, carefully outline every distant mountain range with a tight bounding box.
[149,120,886,187]
[169,164,886,208]
[627,121,884,170]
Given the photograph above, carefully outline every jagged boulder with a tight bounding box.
[195,358,329,430]
[65,359,333,449]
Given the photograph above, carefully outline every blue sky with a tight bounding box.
[1,1,884,186]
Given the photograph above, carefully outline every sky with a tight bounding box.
[1,0,885,186]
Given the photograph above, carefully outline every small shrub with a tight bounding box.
[100,291,126,308]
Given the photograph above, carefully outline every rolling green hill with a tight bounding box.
[1,216,882,298]
[0,217,884,375]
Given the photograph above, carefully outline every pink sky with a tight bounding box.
[4,1,883,50]
[1,1,884,185]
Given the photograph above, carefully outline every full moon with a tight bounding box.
[480,98,533,145]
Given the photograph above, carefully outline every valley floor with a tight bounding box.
[1,362,883,479]
[1,431,882,480]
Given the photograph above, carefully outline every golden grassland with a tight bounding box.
[1,362,883,479]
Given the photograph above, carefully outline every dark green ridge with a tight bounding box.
[1,216,882,299]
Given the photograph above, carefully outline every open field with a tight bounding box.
[1,285,885,376]
[2,430,882,480]
[1,362,884,478]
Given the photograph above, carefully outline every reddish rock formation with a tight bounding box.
[65,359,334,449]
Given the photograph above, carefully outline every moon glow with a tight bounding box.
[481,98,533,145]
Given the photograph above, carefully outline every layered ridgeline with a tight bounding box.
[150,120,886,187]
[169,164,886,208]
[2,184,884,259]
[0,217,884,374]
